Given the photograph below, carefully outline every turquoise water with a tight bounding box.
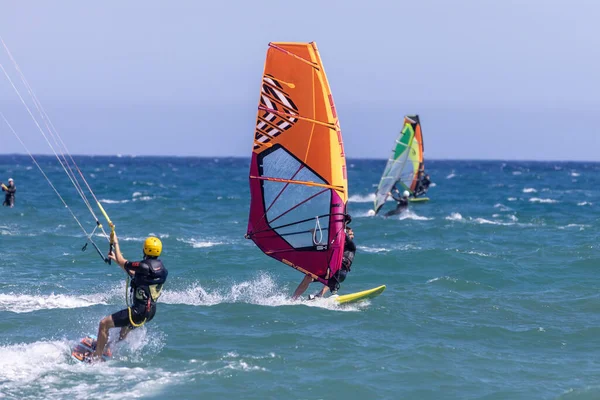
[1,155,599,399]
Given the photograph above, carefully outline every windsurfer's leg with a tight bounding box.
[292,274,314,300]
[94,315,115,358]
[317,285,329,297]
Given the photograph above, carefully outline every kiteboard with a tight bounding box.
[331,285,386,304]
[71,335,112,363]
[409,197,429,203]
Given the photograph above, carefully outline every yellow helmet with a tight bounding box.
[143,237,162,257]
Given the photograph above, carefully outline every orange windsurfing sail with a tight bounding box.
[246,42,348,284]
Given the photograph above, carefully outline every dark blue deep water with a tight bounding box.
[1,155,599,399]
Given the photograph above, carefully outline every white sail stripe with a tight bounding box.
[262,95,274,110]
[262,77,297,115]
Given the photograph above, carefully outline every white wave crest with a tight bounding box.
[0,335,181,399]
[177,238,224,248]
[133,195,154,202]
[578,201,592,206]
[571,172,580,177]
[99,199,131,204]
[357,245,390,253]
[507,197,517,201]
[523,188,537,193]
[445,212,463,221]
[472,218,515,226]
[558,224,590,230]
[396,210,433,221]
[529,198,558,204]
[160,274,362,312]
[0,289,119,313]
[446,173,456,179]
[512,171,522,175]
[348,194,376,203]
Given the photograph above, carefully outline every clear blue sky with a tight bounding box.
[1,0,598,160]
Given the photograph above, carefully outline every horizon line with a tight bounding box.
[0,153,599,163]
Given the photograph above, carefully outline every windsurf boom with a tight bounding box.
[246,42,348,285]
[373,115,425,214]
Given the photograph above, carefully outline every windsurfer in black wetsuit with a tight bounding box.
[1,178,16,207]
[414,172,432,197]
[385,187,409,216]
[311,224,356,298]
[91,233,168,361]
[292,214,355,300]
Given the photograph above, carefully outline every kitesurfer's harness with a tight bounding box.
[125,258,168,327]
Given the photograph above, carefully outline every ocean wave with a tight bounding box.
[426,275,483,287]
[507,197,517,201]
[494,203,512,212]
[558,224,590,230]
[529,198,559,204]
[177,238,225,248]
[397,210,433,221]
[0,334,178,400]
[0,288,121,313]
[357,245,390,253]
[512,171,522,175]
[445,212,463,221]
[133,195,155,202]
[160,273,363,312]
[99,199,131,204]
[577,201,593,206]
[449,248,493,257]
[348,194,376,203]
[523,188,537,193]
[472,218,516,226]
[446,173,456,179]
[571,172,580,177]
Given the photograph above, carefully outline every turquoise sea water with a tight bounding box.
[1,155,599,400]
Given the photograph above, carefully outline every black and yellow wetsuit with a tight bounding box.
[112,257,168,328]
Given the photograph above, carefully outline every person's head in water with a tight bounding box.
[402,190,410,199]
[7,178,13,185]
[143,237,162,259]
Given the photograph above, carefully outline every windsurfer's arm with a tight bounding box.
[388,191,401,202]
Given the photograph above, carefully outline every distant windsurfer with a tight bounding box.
[292,215,356,300]
[414,172,432,197]
[385,187,409,216]
[91,233,168,362]
[1,178,16,207]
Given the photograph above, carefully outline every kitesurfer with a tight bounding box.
[91,233,168,361]
[414,172,432,197]
[1,178,16,207]
[292,214,356,300]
